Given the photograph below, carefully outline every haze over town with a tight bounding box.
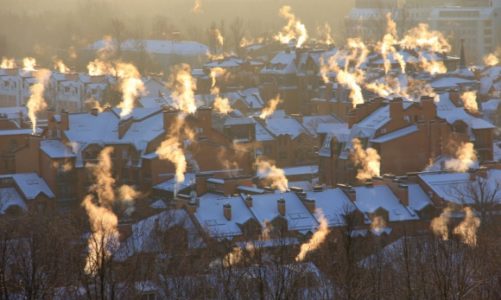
[0,0,500,299]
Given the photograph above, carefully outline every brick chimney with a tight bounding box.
[449,89,461,106]
[223,203,232,220]
[277,198,286,216]
[90,107,99,116]
[163,107,180,131]
[60,110,69,131]
[244,195,253,207]
[195,174,208,196]
[304,198,316,213]
[195,106,213,131]
[389,98,404,119]
[420,96,436,118]
[118,117,133,139]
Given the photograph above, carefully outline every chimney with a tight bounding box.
[195,106,213,131]
[223,203,232,220]
[277,198,286,216]
[195,174,208,196]
[291,114,303,124]
[90,107,99,116]
[163,107,180,131]
[449,90,460,106]
[118,117,133,139]
[60,110,69,131]
[186,201,198,214]
[420,96,436,118]
[459,39,466,69]
[389,98,404,119]
[304,198,316,213]
[244,195,253,207]
[397,184,409,206]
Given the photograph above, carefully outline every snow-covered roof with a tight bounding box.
[154,173,196,193]
[262,111,308,139]
[407,183,432,212]
[254,121,274,141]
[283,165,318,177]
[116,209,203,261]
[353,185,418,222]
[261,50,297,75]
[481,98,501,112]
[302,115,340,136]
[64,108,165,165]
[0,128,41,136]
[370,125,418,143]
[194,193,255,239]
[0,173,54,200]
[430,76,478,90]
[89,39,209,56]
[248,192,318,233]
[306,188,357,226]
[40,139,76,158]
[436,93,494,130]
[0,187,27,214]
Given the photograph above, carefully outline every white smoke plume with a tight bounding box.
[460,91,478,114]
[167,64,198,114]
[351,138,381,181]
[115,63,145,118]
[296,210,330,261]
[156,115,195,183]
[431,206,452,241]
[316,23,334,45]
[255,159,288,192]
[259,96,281,119]
[453,206,480,247]
[22,57,36,71]
[192,0,202,14]
[371,215,387,235]
[444,142,477,172]
[83,147,140,275]
[54,59,70,74]
[27,69,51,134]
[274,5,308,48]
[0,57,16,69]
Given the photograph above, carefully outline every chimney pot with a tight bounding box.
[245,195,253,207]
[223,203,232,220]
[277,198,286,216]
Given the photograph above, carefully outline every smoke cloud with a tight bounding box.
[351,138,380,181]
[296,210,329,261]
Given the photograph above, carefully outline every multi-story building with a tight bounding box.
[429,1,501,64]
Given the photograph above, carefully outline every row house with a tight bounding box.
[222,110,340,169]
[319,94,495,186]
[13,106,253,206]
[0,172,55,216]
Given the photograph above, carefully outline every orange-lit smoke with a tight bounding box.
[115,63,145,118]
[296,210,330,261]
[192,0,202,14]
[274,5,308,48]
[444,142,477,172]
[316,23,334,46]
[400,23,451,53]
[483,53,499,67]
[83,147,139,275]
[54,59,70,74]
[431,206,452,241]
[351,138,380,181]
[27,69,51,134]
[22,57,36,71]
[167,64,198,114]
[255,158,288,192]
[453,206,480,247]
[0,57,16,69]
[378,13,405,74]
[460,91,478,114]
[371,215,387,235]
[156,116,195,183]
[259,96,281,119]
